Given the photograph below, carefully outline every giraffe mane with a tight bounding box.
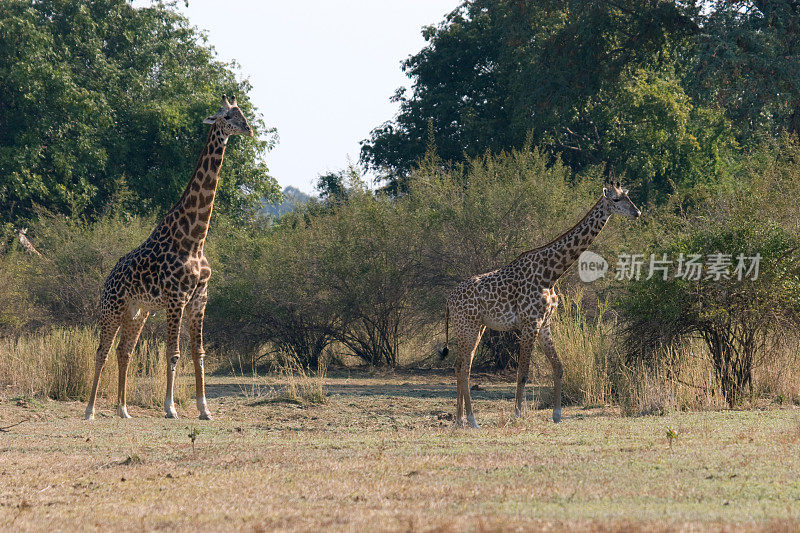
[511,195,604,263]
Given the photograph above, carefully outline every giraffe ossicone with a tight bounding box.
[444,179,640,428]
[84,95,253,421]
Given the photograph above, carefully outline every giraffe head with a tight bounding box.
[203,94,253,137]
[602,173,641,220]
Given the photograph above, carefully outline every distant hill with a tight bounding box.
[260,186,313,217]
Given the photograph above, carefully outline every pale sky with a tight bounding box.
[145,1,461,194]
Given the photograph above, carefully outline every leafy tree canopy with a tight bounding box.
[362,1,797,203]
[0,0,280,223]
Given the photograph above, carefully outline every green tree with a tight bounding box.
[0,0,279,223]
[691,1,800,140]
[618,142,800,406]
[360,0,720,201]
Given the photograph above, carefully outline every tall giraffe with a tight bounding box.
[442,179,640,428]
[85,95,253,420]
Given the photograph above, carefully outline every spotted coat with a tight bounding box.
[85,95,253,421]
[445,185,641,428]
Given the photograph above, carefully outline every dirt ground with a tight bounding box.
[1,370,799,532]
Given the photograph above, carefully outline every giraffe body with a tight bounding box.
[85,95,252,421]
[445,183,640,428]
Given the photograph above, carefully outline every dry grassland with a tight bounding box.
[1,371,799,532]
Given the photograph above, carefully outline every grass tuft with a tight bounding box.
[0,327,189,409]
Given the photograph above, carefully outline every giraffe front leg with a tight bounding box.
[514,327,539,418]
[188,286,212,420]
[85,317,120,420]
[116,310,149,419]
[539,325,563,423]
[164,303,184,419]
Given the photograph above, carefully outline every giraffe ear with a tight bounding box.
[203,115,218,125]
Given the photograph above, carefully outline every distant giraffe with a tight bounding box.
[16,228,43,258]
[85,95,253,420]
[442,178,641,428]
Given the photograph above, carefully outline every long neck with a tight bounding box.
[167,124,228,253]
[535,196,609,286]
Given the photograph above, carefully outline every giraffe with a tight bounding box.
[84,94,253,421]
[16,228,43,258]
[442,178,640,428]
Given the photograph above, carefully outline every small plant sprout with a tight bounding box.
[666,426,678,449]
[188,426,201,455]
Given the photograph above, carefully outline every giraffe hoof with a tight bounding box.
[467,414,480,429]
[514,407,523,419]
[552,411,562,423]
[199,412,213,421]
[84,408,95,421]
[453,418,466,429]
[117,406,132,419]
[165,411,179,419]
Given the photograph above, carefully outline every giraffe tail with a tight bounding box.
[439,305,450,359]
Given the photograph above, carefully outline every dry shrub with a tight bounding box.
[752,333,800,405]
[614,334,800,416]
[554,289,614,407]
[615,342,728,416]
[271,354,328,406]
[0,327,189,409]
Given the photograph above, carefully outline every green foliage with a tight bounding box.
[361,0,730,201]
[211,148,600,367]
[0,0,279,224]
[361,1,800,204]
[619,143,800,406]
[0,214,154,334]
[691,1,800,140]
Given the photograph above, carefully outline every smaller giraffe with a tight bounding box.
[443,178,640,428]
[16,228,43,258]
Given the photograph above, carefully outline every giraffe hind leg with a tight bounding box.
[85,315,121,420]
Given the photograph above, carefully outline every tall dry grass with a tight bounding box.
[0,327,189,409]
[550,289,797,415]
[752,334,800,405]
[554,289,614,407]
[614,343,728,416]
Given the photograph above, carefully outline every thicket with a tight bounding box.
[3,142,798,411]
[2,1,800,413]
